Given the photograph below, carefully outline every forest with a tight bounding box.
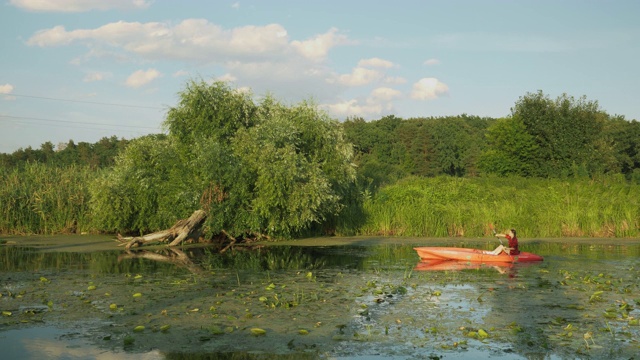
[1,82,640,239]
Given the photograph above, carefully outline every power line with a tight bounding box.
[0,115,162,130]
[8,93,165,110]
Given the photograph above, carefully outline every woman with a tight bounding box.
[491,229,520,255]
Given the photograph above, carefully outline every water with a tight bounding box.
[1,237,639,359]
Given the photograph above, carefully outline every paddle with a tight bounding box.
[489,224,512,260]
[489,224,503,246]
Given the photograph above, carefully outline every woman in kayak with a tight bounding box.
[491,229,520,255]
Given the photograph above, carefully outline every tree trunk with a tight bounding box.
[117,210,207,250]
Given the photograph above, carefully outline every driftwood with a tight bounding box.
[117,210,207,250]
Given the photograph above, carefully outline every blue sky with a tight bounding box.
[1,0,639,154]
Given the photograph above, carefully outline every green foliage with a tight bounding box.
[89,81,357,238]
[506,91,612,177]
[0,136,129,169]
[164,80,258,146]
[0,162,95,234]
[89,134,194,234]
[479,117,542,176]
[343,114,490,187]
[356,176,640,238]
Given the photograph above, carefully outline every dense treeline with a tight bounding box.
[0,136,129,169]
[344,91,640,187]
[1,85,640,238]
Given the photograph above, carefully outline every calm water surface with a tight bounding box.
[1,236,639,359]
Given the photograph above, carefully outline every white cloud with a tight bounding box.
[25,19,355,105]
[335,67,383,87]
[323,87,401,119]
[0,84,15,94]
[358,57,395,69]
[216,73,237,82]
[411,78,449,100]
[231,2,240,9]
[424,58,440,66]
[370,87,402,102]
[125,68,161,88]
[27,20,296,63]
[82,71,109,82]
[324,99,383,119]
[291,27,350,61]
[173,70,189,77]
[10,0,151,12]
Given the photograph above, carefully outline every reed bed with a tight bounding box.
[0,163,97,234]
[2,163,639,238]
[356,175,640,238]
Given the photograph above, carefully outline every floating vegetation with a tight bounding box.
[0,239,639,359]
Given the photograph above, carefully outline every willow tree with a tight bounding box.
[90,80,357,240]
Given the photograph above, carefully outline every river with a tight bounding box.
[1,235,639,359]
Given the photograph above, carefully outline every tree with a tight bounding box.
[90,81,357,240]
[510,91,608,177]
[479,117,542,176]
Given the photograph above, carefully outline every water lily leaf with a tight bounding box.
[160,325,170,332]
[133,325,145,332]
[133,293,142,298]
[109,303,117,310]
[259,296,268,302]
[265,283,276,291]
[87,285,97,291]
[250,328,267,336]
[134,274,143,279]
[2,311,12,317]
[40,277,48,283]
[478,329,489,338]
[298,329,309,335]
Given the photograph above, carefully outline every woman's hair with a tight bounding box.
[510,229,517,237]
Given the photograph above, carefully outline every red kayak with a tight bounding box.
[414,247,544,263]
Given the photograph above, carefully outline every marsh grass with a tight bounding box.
[355,175,640,238]
[2,162,639,238]
[0,163,97,234]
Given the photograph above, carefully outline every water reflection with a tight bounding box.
[1,239,639,359]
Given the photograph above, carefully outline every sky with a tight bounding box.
[1,0,640,154]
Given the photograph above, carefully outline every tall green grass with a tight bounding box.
[2,163,639,238]
[356,175,640,238]
[0,163,97,234]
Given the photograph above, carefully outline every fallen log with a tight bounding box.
[117,210,207,250]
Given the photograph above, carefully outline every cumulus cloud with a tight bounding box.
[324,87,401,119]
[424,58,440,66]
[411,78,449,100]
[24,19,358,105]
[324,99,382,119]
[358,57,395,69]
[291,27,351,61]
[0,83,15,94]
[370,87,402,102]
[172,70,189,77]
[216,73,237,82]
[335,67,384,87]
[10,0,151,12]
[26,20,309,64]
[125,68,161,88]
